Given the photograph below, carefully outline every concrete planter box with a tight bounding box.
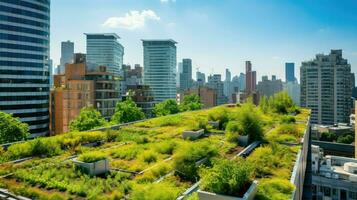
[72,158,109,176]
[182,129,205,140]
[198,180,258,200]
[237,135,250,147]
[209,121,220,129]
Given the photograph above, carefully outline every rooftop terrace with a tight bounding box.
[0,103,310,200]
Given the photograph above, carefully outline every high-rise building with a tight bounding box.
[59,41,74,74]
[196,71,206,86]
[0,0,50,137]
[179,86,217,109]
[284,82,301,106]
[301,50,352,125]
[224,68,232,101]
[142,40,177,103]
[177,62,183,87]
[245,61,256,94]
[50,57,120,134]
[207,74,227,105]
[85,33,124,76]
[285,62,295,82]
[238,73,246,91]
[257,75,283,97]
[179,59,192,91]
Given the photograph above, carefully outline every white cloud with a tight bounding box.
[102,10,160,30]
[160,0,176,3]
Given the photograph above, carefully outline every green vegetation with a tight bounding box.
[259,91,299,114]
[200,158,253,196]
[154,99,180,116]
[320,131,354,144]
[0,102,310,200]
[180,94,202,111]
[111,98,146,124]
[77,152,107,163]
[0,111,29,144]
[69,106,107,132]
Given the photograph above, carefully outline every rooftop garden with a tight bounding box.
[0,92,310,200]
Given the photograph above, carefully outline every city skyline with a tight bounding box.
[51,0,357,83]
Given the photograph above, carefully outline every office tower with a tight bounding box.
[224,68,232,102]
[179,59,193,91]
[142,40,177,103]
[285,62,295,82]
[196,71,206,86]
[284,82,301,106]
[177,62,183,87]
[0,0,50,137]
[245,61,256,94]
[59,41,74,74]
[257,75,283,97]
[207,74,227,105]
[301,50,352,125]
[49,59,53,87]
[85,33,124,76]
[238,73,246,91]
[50,57,120,134]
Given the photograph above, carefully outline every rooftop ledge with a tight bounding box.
[0,104,311,200]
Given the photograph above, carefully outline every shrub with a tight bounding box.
[111,145,142,160]
[174,141,217,181]
[131,183,181,200]
[200,158,254,196]
[239,106,264,142]
[69,106,107,131]
[320,132,337,142]
[208,109,229,130]
[255,178,295,200]
[154,99,180,117]
[31,138,62,157]
[78,152,107,163]
[281,116,296,124]
[155,141,176,155]
[337,134,354,144]
[225,121,242,143]
[141,150,158,163]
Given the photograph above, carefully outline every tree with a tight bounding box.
[239,104,264,142]
[180,94,202,111]
[268,91,296,114]
[337,134,354,144]
[111,98,145,124]
[0,111,29,144]
[69,106,107,132]
[153,99,180,117]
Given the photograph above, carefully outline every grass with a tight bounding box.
[0,104,309,200]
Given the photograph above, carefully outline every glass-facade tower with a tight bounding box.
[85,33,124,76]
[143,40,177,103]
[0,0,51,137]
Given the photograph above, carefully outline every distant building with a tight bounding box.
[257,75,283,97]
[179,86,217,108]
[196,71,206,86]
[85,33,124,76]
[301,50,352,125]
[59,41,74,74]
[207,74,227,105]
[177,62,183,87]
[311,145,357,200]
[143,40,177,103]
[285,62,295,82]
[224,68,232,102]
[126,85,155,117]
[284,81,301,106]
[179,59,193,91]
[238,73,246,91]
[50,57,120,134]
[245,61,256,94]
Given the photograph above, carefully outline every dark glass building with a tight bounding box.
[0,0,50,137]
[285,62,295,82]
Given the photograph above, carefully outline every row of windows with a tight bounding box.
[0,5,49,20]
[0,95,48,101]
[0,51,47,60]
[0,79,49,84]
[0,42,47,52]
[0,33,48,45]
[0,14,49,29]
[0,87,48,92]
[0,70,48,76]
[0,23,48,36]
[0,103,48,110]
[3,0,49,13]
[0,60,47,68]
[29,127,48,134]
[13,111,48,118]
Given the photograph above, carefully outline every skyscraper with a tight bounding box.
[245,61,256,94]
[207,74,227,105]
[59,41,74,74]
[224,68,232,101]
[85,33,124,76]
[143,40,177,103]
[301,50,352,125]
[0,0,50,137]
[179,59,192,91]
[285,62,295,82]
[196,71,206,86]
[238,73,246,91]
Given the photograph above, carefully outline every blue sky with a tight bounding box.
[51,0,357,83]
